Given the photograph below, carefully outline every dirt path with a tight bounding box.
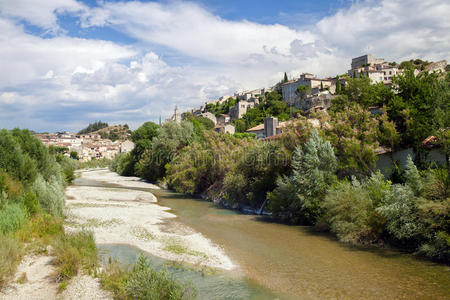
[0,254,110,300]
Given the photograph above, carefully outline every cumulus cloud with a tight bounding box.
[0,0,87,33]
[0,0,449,132]
[80,1,317,63]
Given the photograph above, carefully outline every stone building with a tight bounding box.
[351,54,385,69]
[199,112,217,125]
[229,100,255,120]
[281,73,334,105]
[215,124,235,134]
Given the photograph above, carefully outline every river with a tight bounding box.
[74,170,450,300]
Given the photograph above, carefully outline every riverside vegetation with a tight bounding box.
[0,129,194,299]
[111,69,450,264]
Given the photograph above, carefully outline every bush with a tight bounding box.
[23,191,40,215]
[32,174,65,217]
[0,204,27,234]
[323,174,389,243]
[109,153,133,176]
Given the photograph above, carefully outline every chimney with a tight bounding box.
[264,117,278,138]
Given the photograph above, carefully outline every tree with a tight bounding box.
[390,69,447,154]
[78,121,108,134]
[268,129,337,224]
[326,104,379,177]
[70,151,79,160]
[336,76,341,94]
[295,85,311,101]
[320,81,324,91]
[283,72,288,83]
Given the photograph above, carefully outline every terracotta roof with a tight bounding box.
[422,136,440,148]
[262,134,282,141]
[246,124,264,132]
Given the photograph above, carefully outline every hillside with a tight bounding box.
[92,125,131,141]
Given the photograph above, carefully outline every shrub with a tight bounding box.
[377,185,422,242]
[32,174,65,217]
[15,213,63,244]
[323,180,376,243]
[23,191,40,215]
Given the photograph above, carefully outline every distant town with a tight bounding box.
[36,129,134,162]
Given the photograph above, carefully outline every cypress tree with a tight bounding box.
[336,76,341,94]
[283,72,288,83]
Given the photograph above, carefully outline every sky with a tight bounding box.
[0,0,449,132]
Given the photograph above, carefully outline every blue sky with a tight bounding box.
[0,0,449,132]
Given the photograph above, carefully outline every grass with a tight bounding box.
[69,202,127,208]
[100,254,196,300]
[163,241,207,259]
[131,226,154,241]
[66,217,123,229]
[0,204,27,234]
[52,230,98,287]
[0,234,22,289]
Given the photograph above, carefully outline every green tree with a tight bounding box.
[326,104,379,177]
[70,151,79,160]
[336,76,341,94]
[268,129,337,224]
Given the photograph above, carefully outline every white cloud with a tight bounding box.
[81,1,317,63]
[0,0,449,132]
[0,0,87,33]
[316,0,450,62]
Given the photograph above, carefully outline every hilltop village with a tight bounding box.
[36,125,134,161]
[168,54,447,138]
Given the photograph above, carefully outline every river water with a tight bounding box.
[75,176,450,299]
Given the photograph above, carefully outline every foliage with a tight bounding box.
[323,172,390,243]
[295,85,311,100]
[205,98,236,116]
[32,174,65,217]
[268,129,337,223]
[136,121,194,181]
[75,157,111,170]
[52,230,98,286]
[0,204,27,234]
[70,151,79,160]
[236,91,295,132]
[330,76,394,111]
[325,104,379,177]
[0,234,22,289]
[390,70,449,151]
[224,141,289,208]
[167,131,254,196]
[109,153,133,175]
[78,121,109,134]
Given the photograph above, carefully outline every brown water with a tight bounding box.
[75,176,450,299]
[150,189,450,300]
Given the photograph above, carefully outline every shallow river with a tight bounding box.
[75,176,450,299]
